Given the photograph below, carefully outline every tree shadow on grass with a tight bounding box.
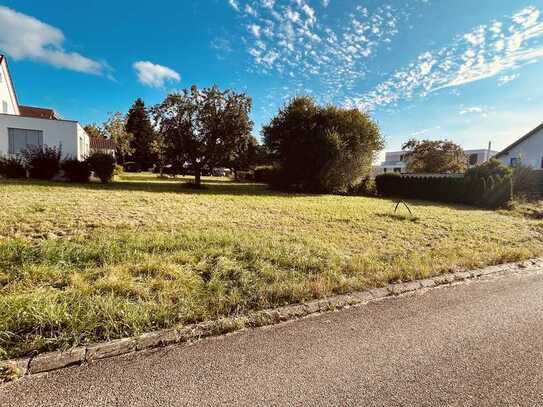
[376,212,420,222]
[0,178,317,198]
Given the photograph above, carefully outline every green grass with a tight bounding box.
[1,173,542,360]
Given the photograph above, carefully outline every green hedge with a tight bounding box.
[375,173,512,208]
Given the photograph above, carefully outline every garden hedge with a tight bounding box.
[375,172,512,208]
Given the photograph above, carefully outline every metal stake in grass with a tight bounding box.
[393,199,412,215]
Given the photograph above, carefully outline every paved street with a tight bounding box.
[2,269,543,406]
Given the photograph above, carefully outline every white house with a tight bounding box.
[0,55,90,160]
[494,123,543,169]
[374,146,498,175]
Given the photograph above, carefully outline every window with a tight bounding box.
[510,157,520,167]
[2,100,7,114]
[469,153,478,166]
[383,168,388,173]
[8,128,43,155]
[541,156,543,169]
[393,167,402,173]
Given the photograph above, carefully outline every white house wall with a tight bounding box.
[497,127,543,169]
[0,59,19,115]
[0,114,89,160]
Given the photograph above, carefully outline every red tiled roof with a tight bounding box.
[19,105,59,120]
[90,137,117,150]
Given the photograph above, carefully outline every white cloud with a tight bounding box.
[410,126,441,137]
[133,61,180,88]
[459,107,484,115]
[497,73,519,86]
[349,6,543,111]
[0,6,109,75]
[228,0,240,12]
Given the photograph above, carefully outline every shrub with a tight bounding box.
[253,166,281,184]
[349,177,377,196]
[87,152,116,183]
[20,145,61,180]
[61,158,91,183]
[0,155,26,178]
[114,164,124,176]
[465,158,511,179]
[512,165,542,198]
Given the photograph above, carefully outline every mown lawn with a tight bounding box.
[1,173,542,359]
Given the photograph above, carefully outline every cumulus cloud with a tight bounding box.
[0,6,109,75]
[133,61,180,88]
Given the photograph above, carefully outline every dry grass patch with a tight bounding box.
[0,173,542,359]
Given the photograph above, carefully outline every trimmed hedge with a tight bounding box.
[375,172,512,208]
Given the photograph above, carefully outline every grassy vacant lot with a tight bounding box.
[1,173,542,359]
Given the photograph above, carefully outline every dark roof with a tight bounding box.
[19,105,59,120]
[90,137,117,150]
[0,54,21,110]
[495,122,543,157]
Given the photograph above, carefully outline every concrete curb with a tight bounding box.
[2,257,542,383]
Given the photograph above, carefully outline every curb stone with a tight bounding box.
[29,348,86,374]
[2,257,541,383]
[86,338,135,362]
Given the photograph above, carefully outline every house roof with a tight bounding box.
[495,122,543,158]
[90,137,117,150]
[0,54,21,111]
[19,105,59,120]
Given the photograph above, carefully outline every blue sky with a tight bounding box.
[1,0,542,159]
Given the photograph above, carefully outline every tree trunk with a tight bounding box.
[194,168,202,187]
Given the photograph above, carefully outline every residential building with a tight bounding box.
[0,55,90,160]
[374,146,498,175]
[494,123,543,169]
[90,137,117,157]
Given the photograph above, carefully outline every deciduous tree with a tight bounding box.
[153,85,253,187]
[402,139,467,174]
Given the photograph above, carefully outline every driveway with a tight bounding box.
[2,269,543,406]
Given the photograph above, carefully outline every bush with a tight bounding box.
[87,152,116,183]
[0,155,26,178]
[114,164,124,176]
[349,177,377,196]
[253,166,281,184]
[61,159,91,183]
[512,165,542,198]
[465,158,511,179]
[20,145,61,180]
[375,171,512,209]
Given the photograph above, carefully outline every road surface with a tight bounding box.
[2,269,543,406]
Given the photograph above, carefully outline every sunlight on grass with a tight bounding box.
[0,172,542,359]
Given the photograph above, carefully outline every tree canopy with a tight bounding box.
[153,85,253,186]
[126,98,156,171]
[402,139,467,174]
[263,96,383,193]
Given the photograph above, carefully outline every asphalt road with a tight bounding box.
[2,269,543,406]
